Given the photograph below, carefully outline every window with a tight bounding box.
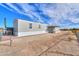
[29,23,32,29]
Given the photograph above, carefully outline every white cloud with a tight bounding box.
[40,3,79,24]
[69,18,79,23]
[1,3,39,21]
[1,3,79,25]
[18,4,44,23]
[0,3,14,12]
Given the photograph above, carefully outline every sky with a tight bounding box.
[0,3,79,29]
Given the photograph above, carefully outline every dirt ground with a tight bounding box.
[0,31,79,56]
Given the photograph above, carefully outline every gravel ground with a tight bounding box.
[0,31,79,56]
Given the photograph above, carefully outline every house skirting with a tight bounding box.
[14,31,47,37]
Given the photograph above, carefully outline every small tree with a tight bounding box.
[4,17,7,35]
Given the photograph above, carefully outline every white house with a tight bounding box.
[13,19,48,37]
[47,25,60,33]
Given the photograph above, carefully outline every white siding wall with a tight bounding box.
[54,27,60,33]
[14,19,47,37]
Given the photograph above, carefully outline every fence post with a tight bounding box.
[75,32,79,43]
[0,32,2,41]
[10,36,12,46]
[0,36,1,41]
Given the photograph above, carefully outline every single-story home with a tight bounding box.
[13,19,48,37]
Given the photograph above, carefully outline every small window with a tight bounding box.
[39,25,41,29]
[29,23,32,29]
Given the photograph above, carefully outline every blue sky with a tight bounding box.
[0,3,79,29]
